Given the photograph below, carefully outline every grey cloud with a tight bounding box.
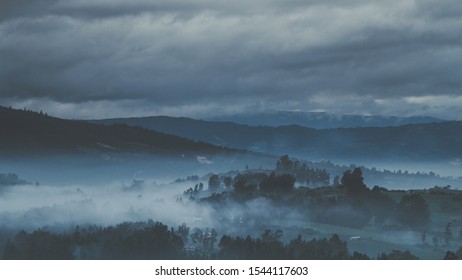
[1,0,462,118]
[417,0,462,20]
[0,0,57,22]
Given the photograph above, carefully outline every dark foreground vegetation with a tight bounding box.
[0,220,440,260]
[3,220,461,260]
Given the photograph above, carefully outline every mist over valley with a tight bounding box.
[1,106,462,260]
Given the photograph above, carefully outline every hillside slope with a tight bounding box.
[0,106,234,157]
[93,116,462,162]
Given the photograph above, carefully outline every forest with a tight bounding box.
[2,220,433,260]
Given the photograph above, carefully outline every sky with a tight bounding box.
[0,0,462,119]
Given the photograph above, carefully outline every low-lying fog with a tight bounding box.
[0,154,459,232]
[1,154,460,259]
[0,178,455,259]
[0,154,279,231]
[0,177,314,252]
[0,154,276,185]
[0,180,201,230]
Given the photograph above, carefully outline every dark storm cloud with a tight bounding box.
[0,0,56,21]
[417,0,462,20]
[0,0,461,118]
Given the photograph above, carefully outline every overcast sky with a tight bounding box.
[1,0,461,119]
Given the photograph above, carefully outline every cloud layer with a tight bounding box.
[1,0,461,119]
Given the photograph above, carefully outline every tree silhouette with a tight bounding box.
[276,155,293,172]
[444,251,458,260]
[396,193,430,229]
[378,250,418,260]
[208,174,220,192]
[341,168,368,195]
[259,172,295,193]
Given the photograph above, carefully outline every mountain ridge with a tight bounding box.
[92,115,462,162]
[207,111,445,129]
[0,106,238,157]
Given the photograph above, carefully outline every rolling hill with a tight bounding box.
[92,116,462,162]
[0,106,236,157]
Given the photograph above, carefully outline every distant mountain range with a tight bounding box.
[0,106,235,158]
[93,116,462,162]
[2,105,460,164]
[207,111,444,129]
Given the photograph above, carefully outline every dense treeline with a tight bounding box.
[276,155,330,186]
[0,173,29,187]
[3,221,183,260]
[218,231,358,260]
[2,221,428,260]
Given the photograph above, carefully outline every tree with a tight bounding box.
[276,155,293,172]
[341,168,368,195]
[378,250,418,260]
[3,240,19,259]
[177,223,190,243]
[328,234,349,259]
[367,188,397,224]
[0,173,27,186]
[223,176,233,188]
[259,172,295,193]
[233,176,257,201]
[202,228,217,258]
[396,193,430,229]
[208,174,220,192]
[261,229,284,243]
[351,252,370,260]
[444,251,458,260]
